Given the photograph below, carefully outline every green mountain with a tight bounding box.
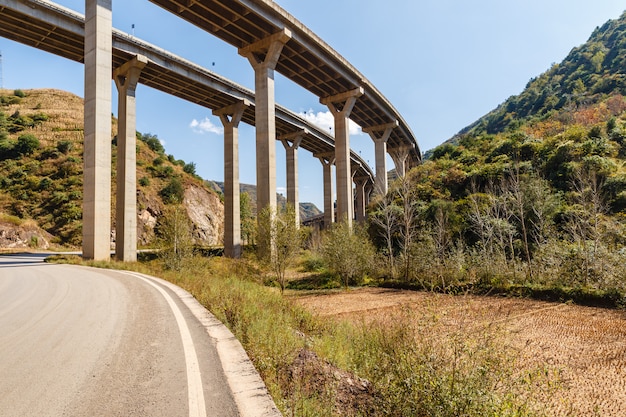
[419,11,626,214]
[375,11,626,291]
[459,11,626,138]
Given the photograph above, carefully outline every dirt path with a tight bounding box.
[292,288,626,416]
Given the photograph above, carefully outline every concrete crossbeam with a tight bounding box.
[113,55,147,262]
[83,0,112,261]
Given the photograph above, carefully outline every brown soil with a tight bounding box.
[292,288,626,416]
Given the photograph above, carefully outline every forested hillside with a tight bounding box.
[371,11,626,302]
[0,89,224,249]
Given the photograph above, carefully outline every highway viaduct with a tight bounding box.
[0,0,421,261]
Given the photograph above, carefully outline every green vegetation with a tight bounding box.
[257,204,303,293]
[0,89,215,248]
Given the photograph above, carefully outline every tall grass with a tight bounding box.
[139,255,544,417]
[50,254,545,416]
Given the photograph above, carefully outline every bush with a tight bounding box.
[183,161,197,175]
[56,140,73,154]
[139,176,150,187]
[13,89,26,98]
[157,204,194,271]
[160,177,185,204]
[321,221,376,287]
[15,134,40,155]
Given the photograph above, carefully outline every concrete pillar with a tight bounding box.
[363,121,398,195]
[316,155,335,229]
[354,176,370,223]
[239,29,292,217]
[321,87,364,228]
[280,130,305,226]
[83,0,112,261]
[390,146,411,178]
[113,55,147,262]
[213,100,250,258]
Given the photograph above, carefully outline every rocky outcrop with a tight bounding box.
[183,184,224,246]
[0,221,52,250]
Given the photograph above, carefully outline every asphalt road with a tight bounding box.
[0,253,261,417]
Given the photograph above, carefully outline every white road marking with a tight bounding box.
[120,271,206,417]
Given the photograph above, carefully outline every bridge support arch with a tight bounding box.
[321,87,363,227]
[214,100,250,258]
[363,121,398,196]
[83,0,112,261]
[280,130,305,227]
[316,154,335,229]
[113,55,147,262]
[354,176,370,223]
[390,146,412,178]
[239,29,292,217]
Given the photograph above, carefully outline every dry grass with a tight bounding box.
[292,288,626,417]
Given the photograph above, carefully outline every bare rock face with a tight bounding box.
[136,190,163,246]
[183,185,224,246]
[134,185,224,247]
[0,221,52,250]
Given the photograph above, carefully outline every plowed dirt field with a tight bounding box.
[293,288,626,416]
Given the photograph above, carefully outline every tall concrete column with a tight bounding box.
[83,0,112,261]
[280,130,305,226]
[113,55,147,262]
[390,146,411,178]
[321,87,363,227]
[354,176,370,222]
[238,29,292,217]
[213,99,250,258]
[316,155,335,229]
[363,121,398,195]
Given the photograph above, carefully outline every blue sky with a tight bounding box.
[1,0,625,208]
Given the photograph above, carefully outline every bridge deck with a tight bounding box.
[0,0,373,179]
[149,0,421,166]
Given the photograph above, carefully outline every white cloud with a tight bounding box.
[190,117,223,135]
[298,109,362,136]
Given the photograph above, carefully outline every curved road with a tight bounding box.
[0,254,278,417]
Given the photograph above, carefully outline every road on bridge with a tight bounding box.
[0,253,269,417]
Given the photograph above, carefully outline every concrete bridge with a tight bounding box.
[0,0,421,261]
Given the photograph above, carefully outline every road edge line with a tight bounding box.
[121,271,282,417]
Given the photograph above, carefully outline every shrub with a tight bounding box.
[183,161,197,175]
[56,140,73,154]
[157,204,194,271]
[15,134,40,155]
[321,221,376,287]
[139,176,150,187]
[160,177,185,204]
[13,89,26,98]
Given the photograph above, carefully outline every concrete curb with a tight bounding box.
[133,273,282,417]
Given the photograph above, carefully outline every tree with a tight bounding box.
[257,204,302,293]
[240,191,255,246]
[160,177,185,204]
[369,191,401,279]
[321,221,375,288]
[158,204,194,271]
[395,175,421,282]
